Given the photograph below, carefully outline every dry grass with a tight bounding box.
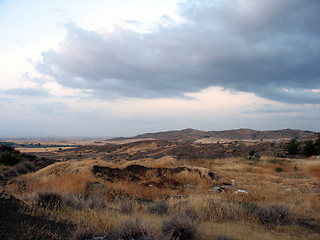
[3,151,320,240]
[308,164,320,178]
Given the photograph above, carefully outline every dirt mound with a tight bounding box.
[92,164,219,183]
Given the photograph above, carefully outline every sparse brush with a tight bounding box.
[257,203,293,226]
[148,201,168,215]
[162,214,198,240]
[118,219,155,240]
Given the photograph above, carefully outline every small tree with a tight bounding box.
[286,139,300,155]
[303,140,317,156]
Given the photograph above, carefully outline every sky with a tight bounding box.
[0,0,319,138]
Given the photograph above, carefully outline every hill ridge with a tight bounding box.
[111,128,317,142]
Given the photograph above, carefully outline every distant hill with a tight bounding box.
[111,128,317,142]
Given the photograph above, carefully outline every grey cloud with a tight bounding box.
[33,102,68,115]
[2,87,50,97]
[36,0,320,103]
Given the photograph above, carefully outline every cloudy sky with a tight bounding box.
[0,0,319,137]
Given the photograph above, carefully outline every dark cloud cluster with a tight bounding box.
[36,0,320,103]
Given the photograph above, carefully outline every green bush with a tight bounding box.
[303,140,317,156]
[275,167,283,172]
[267,158,279,164]
[243,150,260,162]
[286,139,300,155]
[0,151,24,166]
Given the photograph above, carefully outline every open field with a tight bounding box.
[1,134,319,240]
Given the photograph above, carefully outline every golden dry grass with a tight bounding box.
[4,152,320,240]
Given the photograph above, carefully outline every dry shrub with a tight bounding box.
[118,219,155,240]
[37,191,107,211]
[37,191,63,210]
[162,214,198,240]
[15,161,36,174]
[148,201,168,215]
[183,206,201,222]
[308,164,320,177]
[118,198,135,214]
[85,196,107,210]
[257,203,293,226]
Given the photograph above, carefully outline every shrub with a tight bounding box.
[0,151,24,166]
[243,150,260,162]
[148,201,168,215]
[303,140,317,156]
[257,204,293,226]
[184,206,201,221]
[118,219,154,240]
[267,158,279,164]
[162,214,197,240]
[275,167,283,172]
[37,192,63,210]
[286,139,300,155]
[15,161,35,174]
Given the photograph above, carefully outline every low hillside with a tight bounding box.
[111,128,317,142]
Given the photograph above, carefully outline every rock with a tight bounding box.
[212,186,224,193]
